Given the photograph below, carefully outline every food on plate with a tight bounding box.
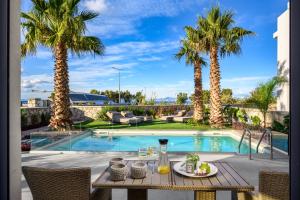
[186,153,200,169]
[194,162,211,176]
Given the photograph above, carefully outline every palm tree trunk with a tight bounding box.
[263,112,266,128]
[193,61,204,121]
[49,42,72,131]
[209,45,223,127]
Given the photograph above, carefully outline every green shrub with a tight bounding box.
[21,109,28,128]
[30,113,39,125]
[236,109,247,123]
[250,116,261,127]
[145,109,155,117]
[40,112,51,125]
[41,113,46,124]
[97,106,114,121]
[283,114,289,133]
[200,107,210,125]
[272,115,289,133]
[187,118,205,126]
[272,120,286,133]
[223,106,239,124]
[186,118,197,126]
[131,108,145,116]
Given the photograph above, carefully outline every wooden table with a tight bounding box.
[92,160,254,200]
[93,160,172,200]
[170,161,254,200]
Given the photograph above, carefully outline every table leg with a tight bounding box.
[194,190,216,200]
[128,189,148,200]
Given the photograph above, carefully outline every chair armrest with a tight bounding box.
[90,188,112,200]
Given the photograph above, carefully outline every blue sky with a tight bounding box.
[21,0,288,99]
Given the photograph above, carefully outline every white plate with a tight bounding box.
[173,161,218,178]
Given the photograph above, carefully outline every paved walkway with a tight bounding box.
[22,152,288,200]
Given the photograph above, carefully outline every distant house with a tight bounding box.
[69,92,114,106]
[21,99,28,107]
[273,2,290,111]
[27,98,50,107]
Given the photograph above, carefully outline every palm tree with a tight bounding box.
[248,76,286,128]
[21,0,104,130]
[190,6,254,127]
[175,36,206,122]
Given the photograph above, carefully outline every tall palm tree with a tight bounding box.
[191,6,254,127]
[21,0,104,130]
[175,34,206,122]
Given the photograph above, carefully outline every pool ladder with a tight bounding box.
[256,129,273,160]
[238,128,273,160]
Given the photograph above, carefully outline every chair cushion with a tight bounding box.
[176,110,186,117]
[121,111,135,118]
[106,111,122,121]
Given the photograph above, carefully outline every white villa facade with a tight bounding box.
[273,3,290,111]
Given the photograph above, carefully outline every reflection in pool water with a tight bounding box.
[34,134,257,154]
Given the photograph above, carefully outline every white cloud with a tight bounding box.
[83,0,107,13]
[221,76,272,98]
[106,41,179,56]
[21,74,52,89]
[68,40,179,72]
[138,56,162,62]
[84,0,205,38]
[222,76,270,83]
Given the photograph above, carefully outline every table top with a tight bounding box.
[93,160,172,190]
[170,161,254,192]
[92,160,254,192]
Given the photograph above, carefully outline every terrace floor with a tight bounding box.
[22,151,288,200]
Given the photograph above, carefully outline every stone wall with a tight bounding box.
[241,107,288,127]
[21,105,289,126]
[21,105,192,125]
[70,104,192,121]
[21,107,51,125]
[71,106,102,121]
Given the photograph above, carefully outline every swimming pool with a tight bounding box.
[37,133,255,154]
[273,135,288,152]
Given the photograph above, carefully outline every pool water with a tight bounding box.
[30,135,66,149]
[273,135,288,152]
[47,134,254,154]
[30,136,52,148]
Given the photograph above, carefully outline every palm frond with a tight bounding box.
[78,11,98,21]
[70,36,105,56]
[21,0,104,57]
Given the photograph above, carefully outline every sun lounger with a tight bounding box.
[121,111,153,122]
[160,110,186,122]
[173,110,194,122]
[106,111,142,124]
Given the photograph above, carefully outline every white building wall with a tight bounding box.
[273,3,290,111]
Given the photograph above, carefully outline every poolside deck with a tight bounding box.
[22,152,288,200]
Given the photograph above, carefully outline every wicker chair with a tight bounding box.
[238,171,289,200]
[22,166,111,200]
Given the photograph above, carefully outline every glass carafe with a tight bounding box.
[157,139,170,174]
